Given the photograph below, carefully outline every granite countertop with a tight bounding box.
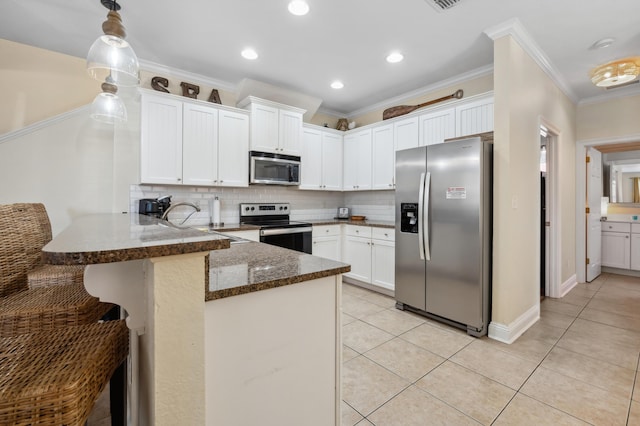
[307,219,395,229]
[42,213,230,265]
[206,242,350,300]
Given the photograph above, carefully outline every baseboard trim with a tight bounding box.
[559,274,578,297]
[488,304,540,344]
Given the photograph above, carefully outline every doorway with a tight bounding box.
[540,128,550,299]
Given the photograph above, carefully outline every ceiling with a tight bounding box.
[1,0,640,116]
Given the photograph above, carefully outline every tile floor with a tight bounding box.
[342,273,640,425]
[89,272,640,425]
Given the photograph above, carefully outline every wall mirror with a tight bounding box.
[602,149,640,204]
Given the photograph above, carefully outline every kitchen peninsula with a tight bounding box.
[42,213,349,426]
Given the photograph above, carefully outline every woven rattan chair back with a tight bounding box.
[0,203,53,298]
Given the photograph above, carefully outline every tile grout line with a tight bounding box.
[627,355,640,425]
[495,275,621,424]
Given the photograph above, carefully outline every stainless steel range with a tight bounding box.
[239,203,312,254]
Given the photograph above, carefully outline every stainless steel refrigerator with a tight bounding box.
[395,136,492,336]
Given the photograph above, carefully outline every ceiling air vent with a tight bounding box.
[425,0,462,12]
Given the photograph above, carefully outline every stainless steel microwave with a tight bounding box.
[249,151,301,185]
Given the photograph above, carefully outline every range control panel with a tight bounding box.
[239,203,290,216]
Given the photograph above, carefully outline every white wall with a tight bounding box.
[491,35,576,337]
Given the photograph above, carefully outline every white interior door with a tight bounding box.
[586,148,602,282]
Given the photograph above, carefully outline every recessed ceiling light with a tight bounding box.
[288,0,309,16]
[590,37,616,50]
[386,52,404,63]
[330,81,344,89]
[241,48,258,60]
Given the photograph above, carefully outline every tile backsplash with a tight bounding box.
[130,185,395,225]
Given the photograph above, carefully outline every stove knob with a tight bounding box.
[279,206,284,210]
[251,207,255,211]
[284,206,288,210]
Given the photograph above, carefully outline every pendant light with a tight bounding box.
[91,77,127,123]
[87,0,140,87]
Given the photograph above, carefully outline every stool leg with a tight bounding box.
[110,360,127,426]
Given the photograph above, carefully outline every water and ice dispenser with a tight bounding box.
[400,203,419,233]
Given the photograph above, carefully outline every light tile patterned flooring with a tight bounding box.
[341,273,640,425]
[90,272,640,425]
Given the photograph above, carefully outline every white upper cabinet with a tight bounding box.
[343,129,372,191]
[217,109,250,187]
[182,103,218,186]
[300,126,343,191]
[372,124,395,190]
[140,90,249,187]
[321,131,343,191]
[419,107,456,146]
[455,96,494,137]
[394,116,420,152]
[141,93,184,185]
[301,127,323,189]
[238,96,305,156]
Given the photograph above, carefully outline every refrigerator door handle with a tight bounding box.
[418,172,426,260]
[424,172,431,261]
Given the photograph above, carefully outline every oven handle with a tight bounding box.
[260,227,313,237]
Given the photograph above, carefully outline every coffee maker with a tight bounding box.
[138,195,171,218]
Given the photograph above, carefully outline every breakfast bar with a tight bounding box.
[42,213,349,426]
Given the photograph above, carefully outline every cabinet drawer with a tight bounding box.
[345,224,372,238]
[372,227,395,242]
[602,222,631,233]
[312,225,341,237]
[632,223,640,234]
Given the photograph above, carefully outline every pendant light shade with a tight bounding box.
[86,5,140,87]
[90,81,127,123]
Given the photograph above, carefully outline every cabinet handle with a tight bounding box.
[220,180,224,183]
[177,178,182,182]
[384,233,388,237]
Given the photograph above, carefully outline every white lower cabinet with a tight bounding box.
[601,222,631,269]
[630,224,640,271]
[342,225,395,291]
[312,225,341,262]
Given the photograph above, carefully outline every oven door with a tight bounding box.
[260,227,312,254]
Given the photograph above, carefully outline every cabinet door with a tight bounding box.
[321,132,343,191]
[182,103,218,186]
[371,239,395,290]
[250,103,279,152]
[419,108,455,146]
[140,94,183,184]
[312,236,341,262]
[343,134,358,190]
[343,236,372,282]
[394,116,420,151]
[456,97,494,136]
[279,110,303,156]
[355,129,373,190]
[630,233,640,270]
[300,128,323,190]
[372,124,395,190]
[601,231,631,269]
[218,109,249,187]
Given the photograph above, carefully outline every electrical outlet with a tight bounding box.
[511,196,518,209]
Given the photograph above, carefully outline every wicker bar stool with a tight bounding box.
[0,320,129,425]
[0,203,114,337]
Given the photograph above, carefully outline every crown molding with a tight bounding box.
[0,105,91,145]
[578,84,640,106]
[577,132,640,146]
[484,18,578,104]
[138,59,237,93]
[345,64,494,119]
